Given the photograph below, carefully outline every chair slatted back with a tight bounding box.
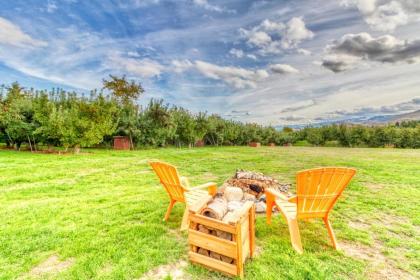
[150,161,186,202]
[296,167,356,219]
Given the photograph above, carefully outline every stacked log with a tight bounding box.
[201,197,228,220]
[195,170,290,264]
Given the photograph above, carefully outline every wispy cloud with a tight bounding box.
[193,0,235,14]
[0,17,47,48]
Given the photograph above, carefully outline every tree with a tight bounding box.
[138,99,175,147]
[102,75,144,105]
[306,127,325,146]
[0,82,35,150]
[103,75,144,149]
[58,95,118,152]
[172,107,196,147]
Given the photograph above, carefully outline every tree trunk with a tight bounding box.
[129,132,134,150]
[74,145,80,154]
[27,135,33,152]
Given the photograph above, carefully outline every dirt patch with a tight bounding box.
[368,266,416,280]
[340,242,414,280]
[168,228,186,244]
[138,259,190,280]
[97,263,113,276]
[365,183,384,191]
[348,219,370,230]
[253,245,263,257]
[24,254,74,278]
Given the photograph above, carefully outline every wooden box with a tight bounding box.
[113,136,131,150]
[188,197,256,279]
[248,142,261,147]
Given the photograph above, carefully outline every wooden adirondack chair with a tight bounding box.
[149,161,218,230]
[266,167,356,253]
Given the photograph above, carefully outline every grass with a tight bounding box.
[0,146,419,279]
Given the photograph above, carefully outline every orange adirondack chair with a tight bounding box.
[149,161,218,230]
[266,167,356,253]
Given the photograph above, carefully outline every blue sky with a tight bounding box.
[0,0,419,125]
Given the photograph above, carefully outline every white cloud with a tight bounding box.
[193,0,235,14]
[171,59,193,73]
[194,60,269,89]
[259,19,285,33]
[322,32,420,72]
[238,17,314,56]
[297,48,311,55]
[239,29,272,47]
[229,48,244,58]
[128,0,160,8]
[246,54,257,60]
[269,64,300,74]
[0,17,47,48]
[281,17,314,49]
[342,0,420,32]
[46,1,58,13]
[107,54,163,78]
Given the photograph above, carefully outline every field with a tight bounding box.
[0,146,419,279]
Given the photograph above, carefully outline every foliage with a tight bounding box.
[1,81,419,150]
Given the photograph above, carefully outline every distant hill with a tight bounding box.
[386,110,420,122]
[366,110,420,124]
[276,109,420,130]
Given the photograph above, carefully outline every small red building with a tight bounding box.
[113,136,131,150]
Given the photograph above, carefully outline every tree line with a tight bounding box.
[1,77,419,152]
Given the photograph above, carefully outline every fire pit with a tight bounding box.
[220,170,291,213]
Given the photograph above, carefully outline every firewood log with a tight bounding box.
[223,186,243,202]
[197,248,210,257]
[216,230,232,241]
[243,192,256,201]
[221,255,234,264]
[210,251,222,261]
[198,224,210,234]
[227,201,244,212]
[201,197,228,220]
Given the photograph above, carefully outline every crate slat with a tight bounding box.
[188,230,237,258]
[189,214,236,234]
[189,252,237,276]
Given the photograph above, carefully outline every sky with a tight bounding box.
[0,0,419,126]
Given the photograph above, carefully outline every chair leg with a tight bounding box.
[180,207,189,231]
[164,199,176,221]
[323,217,338,249]
[266,195,275,225]
[287,218,303,254]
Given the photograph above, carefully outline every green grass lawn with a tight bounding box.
[0,147,419,279]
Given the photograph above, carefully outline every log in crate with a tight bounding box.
[188,196,256,279]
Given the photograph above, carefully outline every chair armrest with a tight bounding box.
[265,188,290,201]
[180,176,190,188]
[188,182,218,196]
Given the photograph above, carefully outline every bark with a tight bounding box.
[27,135,33,152]
[201,197,228,220]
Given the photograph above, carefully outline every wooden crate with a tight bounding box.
[248,142,261,147]
[188,197,256,279]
